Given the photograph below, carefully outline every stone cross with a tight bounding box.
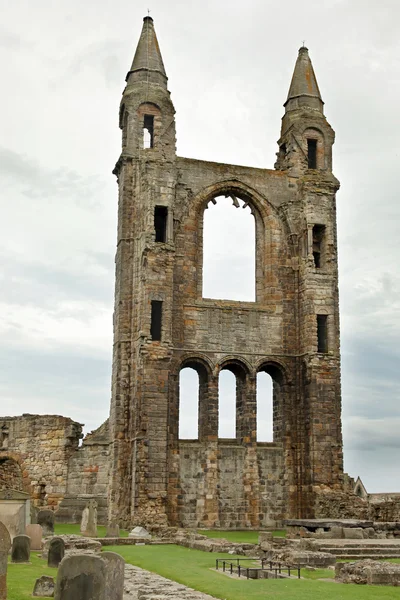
[80,500,98,538]
[11,534,30,563]
[0,521,11,600]
[54,554,106,600]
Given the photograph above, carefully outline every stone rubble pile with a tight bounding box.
[41,534,101,559]
[335,559,400,585]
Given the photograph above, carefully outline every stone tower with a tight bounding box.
[108,17,343,528]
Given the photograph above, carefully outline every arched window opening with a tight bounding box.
[143,114,154,148]
[218,369,236,438]
[203,195,255,301]
[179,367,200,439]
[257,363,284,443]
[256,372,273,442]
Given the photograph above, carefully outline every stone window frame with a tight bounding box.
[303,127,326,171]
[193,182,288,305]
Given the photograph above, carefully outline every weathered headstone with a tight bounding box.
[11,534,30,563]
[102,552,125,600]
[37,510,54,536]
[48,537,65,568]
[33,575,55,597]
[105,522,120,538]
[128,526,150,538]
[54,554,106,600]
[80,500,97,538]
[0,521,12,600]
[26,524,43,550]
[30,504,38,525]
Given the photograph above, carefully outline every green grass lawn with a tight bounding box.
[197,529,286,543]
[7,539,400,600]
[105,544,400,600]
[7,553,57,600]
[54,523,129,537]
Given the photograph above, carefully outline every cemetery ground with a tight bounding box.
[5,533,400,600]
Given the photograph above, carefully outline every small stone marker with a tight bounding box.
[54,554,106,600]
[128,526,150,538]
[33,575,55,597]
[26,524,43,550]
[102,551,125,600]
[0,521,12,600]
[48,536,65,568]
[80,500,98,538]
[31,504,38,525]
[37,510,55,536]
[11,534,31,563]
[106,522,120,538]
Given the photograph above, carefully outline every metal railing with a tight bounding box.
[215,558,301,579]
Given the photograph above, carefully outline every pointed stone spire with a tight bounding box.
[126,16,168,87]
[284,47,324,113]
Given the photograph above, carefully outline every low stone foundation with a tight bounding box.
[336,560,400,585]
[284,518,400,540]
[41,535,102,559]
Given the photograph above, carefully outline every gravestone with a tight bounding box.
[0,489,30,539]
[33,575,55,597]
[106,522,119,538]
[26,524,43,550]
[102,552,125,600]
[37,510,54,536]
[31,504,38,525]
[11,534,30,563]
[48,537,65,568]
[54,554,106,600]
[128,526,150,538]
[80,500,97,538]
[0,521,12,600]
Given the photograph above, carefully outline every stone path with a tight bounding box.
[123,564,218,600]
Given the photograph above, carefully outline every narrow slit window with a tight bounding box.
[143,114,154,148]
[312,224,325,268]
[154,206,168,243]
[151,300,162,341]
[317,315,328,353]
[307,139,317,169]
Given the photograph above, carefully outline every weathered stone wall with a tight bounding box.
[177,441,283,528]
[0,457,24,491]
[56,420,110,523]
[0,415,110,517]
[108,19,344,527]
[369,498,400,522]
[0,414,82,508]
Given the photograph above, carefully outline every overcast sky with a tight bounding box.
[1,0,399,493]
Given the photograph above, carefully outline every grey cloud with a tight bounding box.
[0,147,104,208]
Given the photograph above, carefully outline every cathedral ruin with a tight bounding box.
[2,17,399,529]
[107,16,343,528]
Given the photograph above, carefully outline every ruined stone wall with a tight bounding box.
[369,498,400,522]
[0,414,82,508]
[0,415,110,519]
[56,420,110,523]
[0,457,24,491]
[108,21,345,527]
